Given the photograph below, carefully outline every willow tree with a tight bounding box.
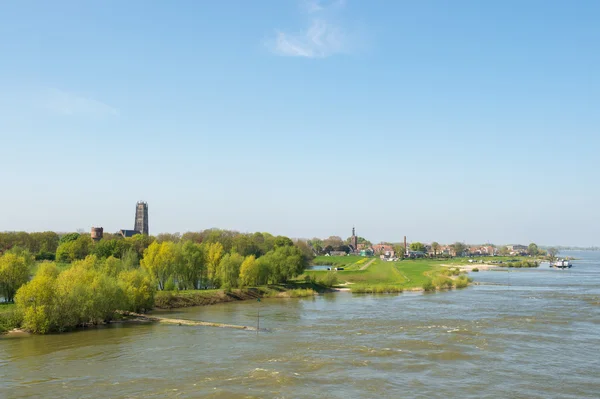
[0,253,31,302]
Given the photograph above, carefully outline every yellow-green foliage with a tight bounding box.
[432,276,454,289]
[118,269,155,313]
[15,256,156,333]
[441,267,461,276]
[0,252,32,302]
[319,271,339,287]
[422,280,435,291]
[507,261,539,268]
[454,275,470,288]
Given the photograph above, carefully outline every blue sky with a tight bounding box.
[1,0,599,246]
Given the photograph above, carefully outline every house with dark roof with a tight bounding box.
[119,229,140,238]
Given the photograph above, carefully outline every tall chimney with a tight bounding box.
[404,236,407,257]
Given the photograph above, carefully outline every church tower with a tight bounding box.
[351,226,358,252]
[134,201,149,235]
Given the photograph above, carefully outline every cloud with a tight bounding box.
[273,19,345,58]
[268,1,348,58]
[42,88,119,117]
[303,0,345,13]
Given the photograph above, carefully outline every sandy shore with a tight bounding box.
[441,263,500,272]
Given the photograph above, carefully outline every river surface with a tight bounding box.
[2,251,599,398]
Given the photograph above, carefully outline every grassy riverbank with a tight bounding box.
[301,257,485,293]
[154,284,318,309]
[311,255,367,268]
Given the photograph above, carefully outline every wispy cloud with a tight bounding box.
[303,0,345,13]
[268,1,349,58]
[42,88,119,117]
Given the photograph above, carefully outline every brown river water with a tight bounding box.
[1,251,599,398]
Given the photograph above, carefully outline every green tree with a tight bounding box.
[59,232,80,245]
[273,236,294,248]
[431,242,440,256]
[93,239,121,259]
[179,241,205,289]
[528,243,539,256]
[181,231,204,243]
[451,242,467,257]
[323,236,344,249]
[0,253,31,302]
[232,234,261,257]
[141,241,179,290]
[294,239,315,261]
[121,248,139,269]
[156,233,182,243]
[118,269,155,313]
[261,245,308,283]
[547,247,559,260]
[393,244,406,257]
[30,231,60,255]
[55,235,92,262]
[239,255,259,287]
[125,234,155,260]
[15,265,59,333]
[499,246,510,256]
[101,256,124,278]
[205,242,224,287]
[219,253,244,289]
[409,242,426,253]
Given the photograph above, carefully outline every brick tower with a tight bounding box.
[134,201,149,235]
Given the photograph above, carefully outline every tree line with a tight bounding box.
[0,229,313,333]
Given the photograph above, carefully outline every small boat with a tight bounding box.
[550,259,572,269]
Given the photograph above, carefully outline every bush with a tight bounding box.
[433,276,454,289]
[472,268,479,272]
[0,309,22,333]
[319,271,339,287]
[14,256,157,333]
[455,275,469,289]
[422,281,435,292]
[118,269,156,313]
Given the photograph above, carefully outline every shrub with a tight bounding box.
[319,271,339,287]
[433,276,453,289]
[422,281,435,292]
[472,268,479,272]
[118,269,156,313]
[0,309,22,333]
[455,275,469,289]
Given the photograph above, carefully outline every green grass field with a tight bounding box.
[300,256,523,292]
[311,255,368,269]
[302,258,437,290]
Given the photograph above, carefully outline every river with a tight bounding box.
[1,251,599,398]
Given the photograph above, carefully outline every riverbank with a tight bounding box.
[303,258,472,293]
[154,285,318,309]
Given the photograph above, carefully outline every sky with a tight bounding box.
[0,0,599,246]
